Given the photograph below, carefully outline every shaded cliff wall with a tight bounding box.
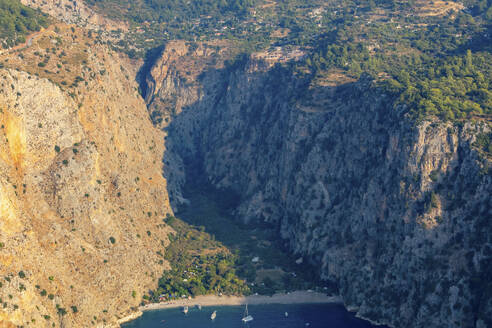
[146,42,492,328]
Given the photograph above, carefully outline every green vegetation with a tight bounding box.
[150,215,249,301]
[56,304,67,316]
[87,0,338,56]
[0,0,49,48]
[85,0,492,123]
[286,0,492,122]
[86,0,256,27]
[300,46,492,121]
[178,180,325,291]
[85,0,258,56]
[148,175,329,302]
[474,132,492,155]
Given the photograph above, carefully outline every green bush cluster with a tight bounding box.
[474,132,492,155]
[0,0,49,48]
[151,216,249,301]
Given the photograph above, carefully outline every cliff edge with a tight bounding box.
[0,25,171,327]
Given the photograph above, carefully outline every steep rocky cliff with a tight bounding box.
[0,25,171,327]
[147,43,492,328]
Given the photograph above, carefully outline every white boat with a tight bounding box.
[285,312,288,317]
[241,304,253,323]
[197,304,202,310]
[211,310,217,320]
[182,306,188,314]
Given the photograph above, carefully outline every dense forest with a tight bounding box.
[0,0,48,48]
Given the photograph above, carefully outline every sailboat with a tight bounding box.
[241,304,253,323]
[182,306,188,314]
[211,310,217,320]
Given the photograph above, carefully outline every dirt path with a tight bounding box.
[7,29,45,53]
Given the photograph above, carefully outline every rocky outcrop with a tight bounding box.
[20,0,125,31]
[0,27,171,327]
[148,45,492,328]
[144,40,236,130]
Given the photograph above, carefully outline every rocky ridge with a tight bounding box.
[0,25,172,327]
[147,42,492,328]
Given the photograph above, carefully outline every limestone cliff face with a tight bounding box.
[144,40,233,130]
[144,40,234,208]
[0,28,171,327]
[148,45,492,328]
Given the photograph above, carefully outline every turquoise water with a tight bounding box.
[121,303,384,328]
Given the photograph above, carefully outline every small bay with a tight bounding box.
[122,303,384,328]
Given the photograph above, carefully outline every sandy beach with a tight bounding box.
[140,291,342,312]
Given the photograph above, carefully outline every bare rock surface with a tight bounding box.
[0,26,171,327]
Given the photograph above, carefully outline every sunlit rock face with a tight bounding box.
[0,33,172,327]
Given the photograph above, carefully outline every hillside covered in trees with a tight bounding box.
[0,0,48,48]
[292,0,492,122]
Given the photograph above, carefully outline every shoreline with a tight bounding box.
[139,290,342,312]
[113,311,143,327]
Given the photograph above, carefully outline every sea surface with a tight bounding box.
[121,303,384,328]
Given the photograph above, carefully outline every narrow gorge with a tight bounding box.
[143,41,492,328]
[0,0,490,327]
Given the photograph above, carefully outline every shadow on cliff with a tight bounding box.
[136,44,165,100]
[155,56,393,295]
[159,54,395,224]
[150,44,492,328]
